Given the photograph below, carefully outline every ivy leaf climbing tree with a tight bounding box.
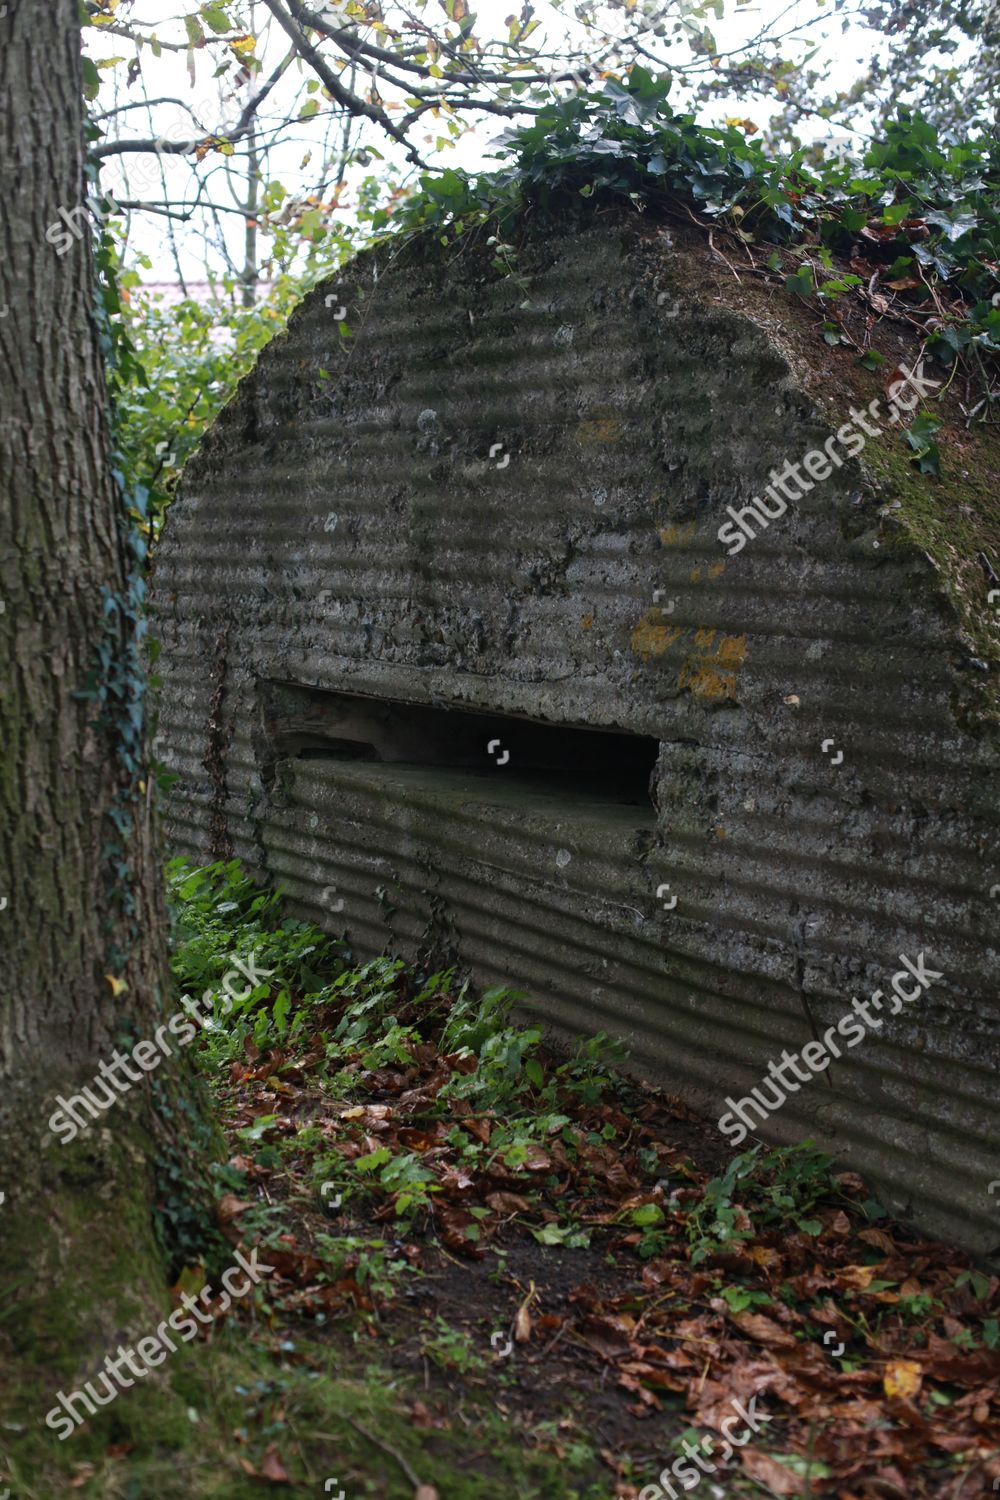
[0,0,211,1397]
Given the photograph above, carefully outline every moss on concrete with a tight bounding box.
[865,431,1000,699]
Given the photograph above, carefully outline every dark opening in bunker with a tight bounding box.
[262,682,659,812]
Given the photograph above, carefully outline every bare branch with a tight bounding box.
[304,0,598,93]
[87,20,243,52]
[91,48,294,160]
[114,197,260,218]
[263,0,428,166]
[91,97,203,122]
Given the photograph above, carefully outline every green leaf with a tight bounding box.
[770,1454,832,1479]
[81,56,101,100]
[721,1286,754,1311]
[236,1113,277,1143]
[903,410,943,475]
[531,1221,590,1247]
[201,4,232,33]
[355,1146,393,1173]
[631,1203,665,1227]
[785,265,813,296]
[882,200,911,226]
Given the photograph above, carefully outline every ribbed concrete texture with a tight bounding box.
[152,207,1000,1256]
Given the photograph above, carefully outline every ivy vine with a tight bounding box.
[384,71,1000,429]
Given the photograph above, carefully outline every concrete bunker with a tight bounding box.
[153,206,1000,1255]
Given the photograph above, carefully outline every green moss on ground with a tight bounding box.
[1,1329,609,1498]
[0,1114,168,1372]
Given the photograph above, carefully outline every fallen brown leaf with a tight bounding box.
[216,1193,254,1223]
[739,1449,806,1494]
[259,1443,291,1483]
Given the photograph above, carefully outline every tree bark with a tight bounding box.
[0,0,179,1393]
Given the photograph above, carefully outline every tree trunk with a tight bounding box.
[0,0,184,1399]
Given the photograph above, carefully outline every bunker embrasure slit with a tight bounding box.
[261,682,659,812]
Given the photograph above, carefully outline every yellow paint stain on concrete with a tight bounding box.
[580,614,594,630]
[716,634,747,667]
[708,561,726,579]
[693,627,717,651]
[576,411,623,445]
[658,522,697,547]
[678,632,747,699]
[690,567,702,584]
[631,611,683,660]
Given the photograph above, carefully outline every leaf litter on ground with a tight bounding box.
[168,859,1000,1496]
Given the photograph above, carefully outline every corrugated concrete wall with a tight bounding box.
[152,210,1000,1256]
